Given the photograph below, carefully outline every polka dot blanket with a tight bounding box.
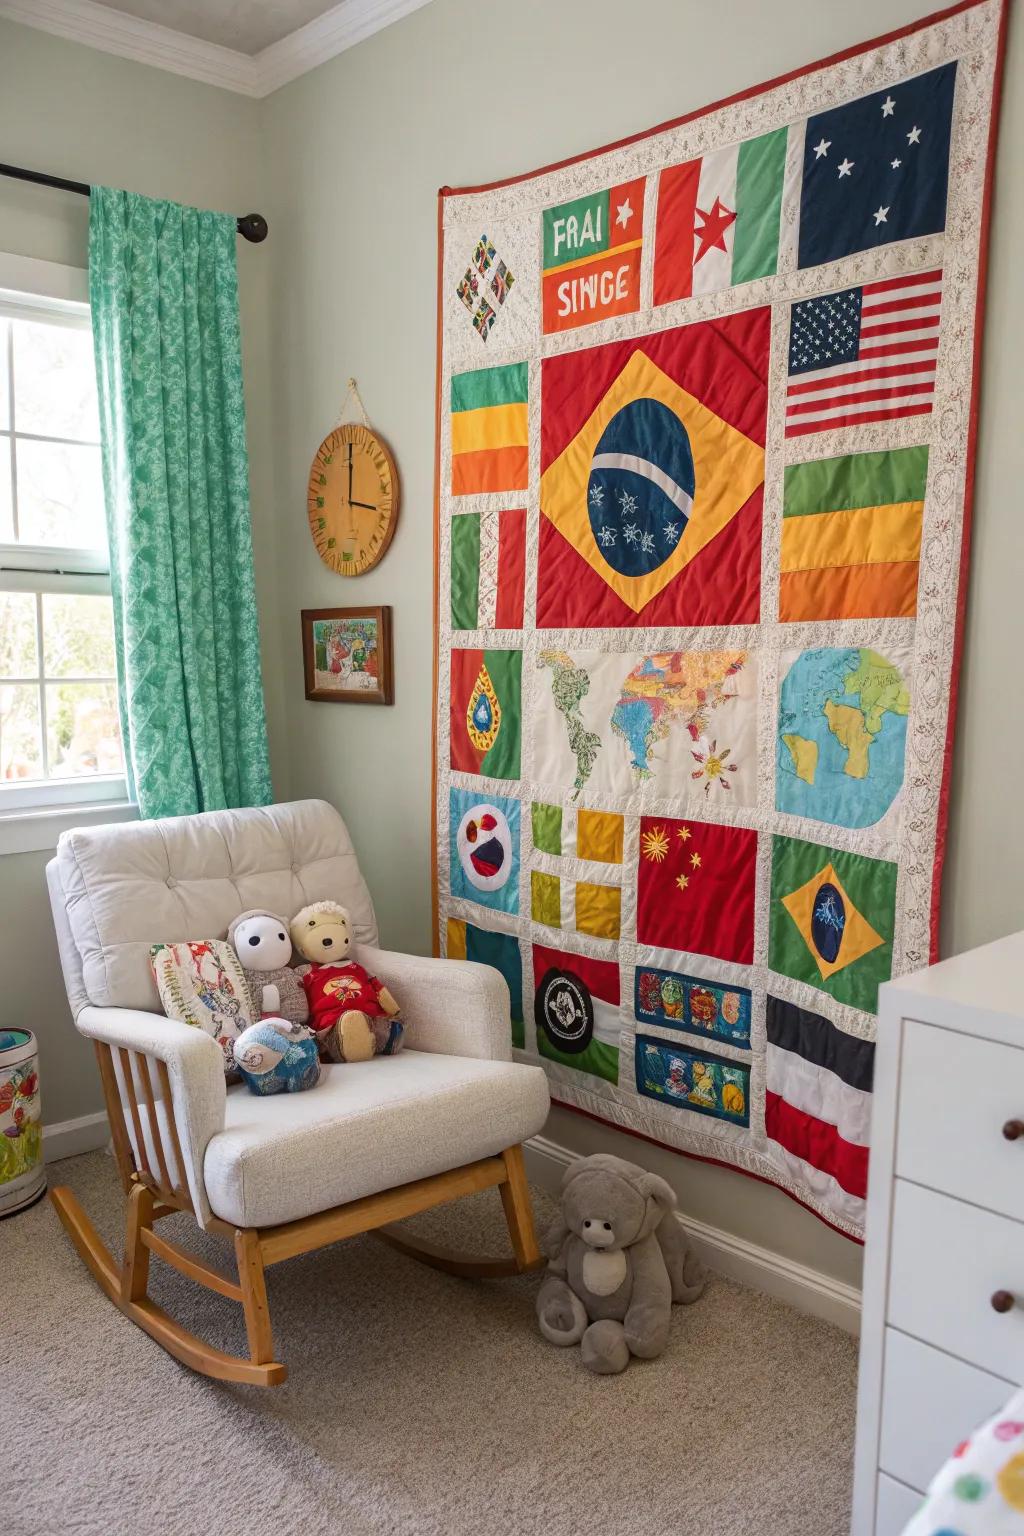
[903,1389,1024,1534]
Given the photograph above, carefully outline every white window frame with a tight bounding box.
[0,253,136,853]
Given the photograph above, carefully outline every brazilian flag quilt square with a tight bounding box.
[433,0,1006,1240]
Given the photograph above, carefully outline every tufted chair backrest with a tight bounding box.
[47,799,378,1017]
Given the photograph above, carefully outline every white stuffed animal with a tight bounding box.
[227,909,309,1028]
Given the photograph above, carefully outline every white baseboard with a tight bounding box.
[524,1133,861,1336]
[43,1110,109,1163]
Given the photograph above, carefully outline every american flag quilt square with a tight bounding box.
[786,271,942,435]
[433,0,1006,1240]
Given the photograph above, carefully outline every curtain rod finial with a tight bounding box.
[237,213,268,243]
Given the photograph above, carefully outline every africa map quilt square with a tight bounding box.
[433,0,1006,1238]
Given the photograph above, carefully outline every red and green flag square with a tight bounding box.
[449,647,522,780]
[533,943,620,1084]
[450,508,526,631]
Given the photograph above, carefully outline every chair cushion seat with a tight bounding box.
[202,1050,550,1228]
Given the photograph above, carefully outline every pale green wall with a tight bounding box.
[0,1,1020,1288]
[0,19,288,1125]
[259,0,1022,1290]
[260,0,1023,961]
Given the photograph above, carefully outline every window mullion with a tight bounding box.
[9,428,102,451]
[6,324,16,542]
[34,675,116,686]
[34,590,48,778]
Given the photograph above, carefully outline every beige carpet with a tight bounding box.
[3,1151,857,1536]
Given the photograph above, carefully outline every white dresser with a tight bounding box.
[852,930,1024,1535]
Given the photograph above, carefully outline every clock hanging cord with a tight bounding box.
[334,378,372,430]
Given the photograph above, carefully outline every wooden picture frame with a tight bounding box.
[301,606,393,705]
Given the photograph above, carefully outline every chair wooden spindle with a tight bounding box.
[93,1041,136,1191]
[155,1059,191,1209]
[116,1048,151,1179]
[136,1054,172,1194]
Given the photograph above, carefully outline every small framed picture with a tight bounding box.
[301,606,394,705]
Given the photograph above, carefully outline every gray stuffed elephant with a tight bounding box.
[536,1153,706,1374]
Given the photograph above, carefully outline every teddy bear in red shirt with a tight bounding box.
[290,901,404,1064]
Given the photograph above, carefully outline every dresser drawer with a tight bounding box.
[889,1180,1024,1381]
[897,1020,1024,1221]
[875,1473,921,1536]
[880,1328,1013,1493]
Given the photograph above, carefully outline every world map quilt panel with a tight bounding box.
[433,0,1005,1238]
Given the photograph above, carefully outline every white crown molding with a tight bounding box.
[0,0,260,94]
[0,0,435,98]
[255,0,433,94]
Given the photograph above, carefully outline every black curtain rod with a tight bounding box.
[0,161,268,243]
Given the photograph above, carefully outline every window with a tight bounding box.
[0,284,126,812]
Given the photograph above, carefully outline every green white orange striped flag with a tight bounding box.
[654,129,788,304]
[450,362,528,496]
[779,444,928,622]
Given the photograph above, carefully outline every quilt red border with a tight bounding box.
[431,0,1011,1235]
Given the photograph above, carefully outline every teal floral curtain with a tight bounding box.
[89,186,273,820]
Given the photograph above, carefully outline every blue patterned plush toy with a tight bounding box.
[233,1019,321,1095]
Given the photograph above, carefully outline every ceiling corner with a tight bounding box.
[0,0,436,98]
[254,0,435,96]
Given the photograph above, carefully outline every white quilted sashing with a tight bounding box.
[434,2,1003,1239]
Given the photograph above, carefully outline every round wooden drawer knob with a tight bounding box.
[991,1290,1016,1314]
[1003,1119,1024,1141]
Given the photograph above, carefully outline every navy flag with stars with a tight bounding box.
[798,62,956,269]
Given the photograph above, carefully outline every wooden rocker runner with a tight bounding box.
[45,800,551,1386]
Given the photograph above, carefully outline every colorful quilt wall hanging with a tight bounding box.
[432,0,1007,1239]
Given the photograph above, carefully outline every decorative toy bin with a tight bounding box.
[0,1029,44,1217]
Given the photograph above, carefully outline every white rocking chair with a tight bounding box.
[46,799,549,1385]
